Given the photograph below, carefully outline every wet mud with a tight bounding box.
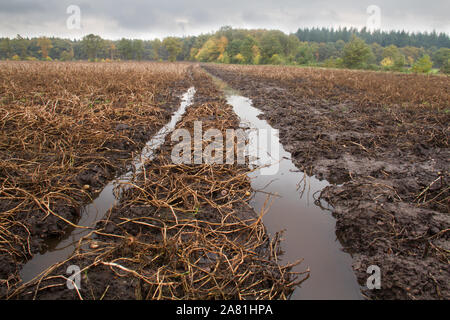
[5,65,303,300]
[203,64,449,300]
[0,62,191,297]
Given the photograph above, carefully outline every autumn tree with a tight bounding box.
[195,37,226,62]
[251,45,261,65]
[233,53,245,64]
[216,36,229,63]
[217,36,228,56]
[380,45,406,70]
[37,37,53,59]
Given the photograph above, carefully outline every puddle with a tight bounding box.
[19,81,362,299]
[226,93,363,300]
[20,87,196,283]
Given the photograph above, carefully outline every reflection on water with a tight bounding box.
[20,88,196,283]
[226,94,363,300]
[20,83,362,299]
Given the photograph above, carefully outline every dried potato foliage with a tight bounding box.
[0,61,191,294]
[7,66,305,300]
[203,64,450,109]
[203,64,449,300]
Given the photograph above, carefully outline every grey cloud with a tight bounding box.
[0,0,45,13]
[0,0,448,39]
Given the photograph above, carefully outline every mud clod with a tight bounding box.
[204,64,449,300]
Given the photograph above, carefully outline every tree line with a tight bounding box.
[295,27,450,49]
[1,26,449,74]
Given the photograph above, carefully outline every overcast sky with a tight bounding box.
[0,0,449,40]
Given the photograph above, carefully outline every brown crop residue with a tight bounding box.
[0,61,191,296]
[5,65,306,300]
[203,64,449,300]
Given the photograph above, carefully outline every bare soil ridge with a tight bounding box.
[3,64,304,300]
[0,62,191,296]
[203,64,449,300]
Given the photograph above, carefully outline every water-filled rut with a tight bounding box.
[20,80,362,299]
[225,91,363,300]
[20,87,196,282]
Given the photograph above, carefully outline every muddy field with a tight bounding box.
[0,62,191,295]
[1,63,303,300]
[203,64,449,300]
[1,61,448,300]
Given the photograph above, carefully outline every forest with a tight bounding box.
[1,26,449,73]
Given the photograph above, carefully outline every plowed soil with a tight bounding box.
[0,62,191,296]
[3,64,303,300]
[203,64,449,300]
